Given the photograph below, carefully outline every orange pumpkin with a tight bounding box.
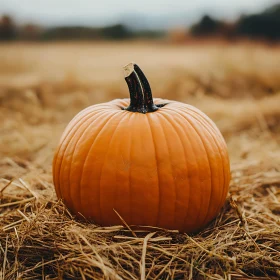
[53,63,230,233]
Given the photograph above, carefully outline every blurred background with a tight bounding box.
[1,0,280,41]
[0,0,279,171]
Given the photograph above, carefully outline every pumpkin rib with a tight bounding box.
[165,113,194,231]
[148,113,175,228]
[98,112,130,225]
[182,106,228,222]
[177,112,211,230]
[89,111,124,223]
[158,109,202,231]
[62,109,112,212]
[54,107,110,198]
[184,112,222,226]
[156,114,176,228]
[158,111,192,231]
[158,111,186,228]
[58,104,113,151]
[57,105,106,144]
[68,110,117,216]
[95,111,125,224]
[146,114,160,226]
[168,104,228,217]
[129,114,160,226]
[164,107,213,230]
[128,113,139,225]
[62,110,111,214]
[188,109,230,208]
[157,113,178,228]
[187,110,228,218]
[111,112,134,225]
[77,111,122,221]
[127,113,135,226]
[181,110,215,230]
[58,109,109,208]
[179,106,229,219]
[125,113,134,225]
[162,108,201,231]
[54,108,93,195]
[176,104,230,196]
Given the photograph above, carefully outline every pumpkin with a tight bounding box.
[53,63,230,233]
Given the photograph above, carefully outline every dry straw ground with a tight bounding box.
[0,41,280,279]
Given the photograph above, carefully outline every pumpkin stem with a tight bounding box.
[123,63,146,113]
[123,63,166,114]
[133,64,159,112]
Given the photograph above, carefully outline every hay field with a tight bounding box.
[0,41,280,279]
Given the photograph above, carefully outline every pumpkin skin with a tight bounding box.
[53,64,230,233]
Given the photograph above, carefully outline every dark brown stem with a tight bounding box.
[133,64,159,112]
[124,69,146,113]
[123,63,167,114]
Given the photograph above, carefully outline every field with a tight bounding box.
[0,41,280,279]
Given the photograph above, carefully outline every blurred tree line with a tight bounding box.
[191,3,280,41]
[0,15,16,40]
[0,3,279,41]
[0,16,163,41]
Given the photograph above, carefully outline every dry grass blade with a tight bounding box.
[140,232,156,280]
[0,179,14,196]
[0,197,35,208]
[113,208,137,238]
[186,235,236,265]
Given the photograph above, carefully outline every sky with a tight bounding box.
[0,0,278,29]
